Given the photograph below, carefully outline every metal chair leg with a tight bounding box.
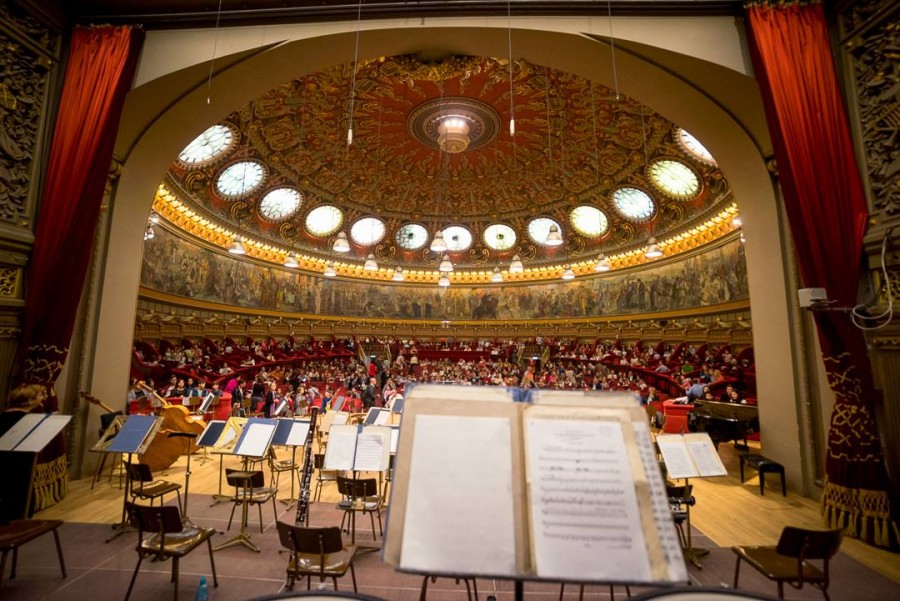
[124,556,144,601]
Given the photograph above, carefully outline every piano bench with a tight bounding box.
[739,454,786,496]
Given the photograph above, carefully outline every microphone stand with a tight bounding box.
[168,431,199,525]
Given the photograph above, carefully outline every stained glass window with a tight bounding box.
[569,205,609,237]
[443,225,473,251]
[678,129,716,164]
[350,217,386,246]
[484,224,517,250]
[612,187,655,220]
[396,223,429,250]
[649,159,700,200]
[259,188,301,220]
[215,161,265,197]
[178,124,235,165]
[305,205,343,236]
[527,217,562,246]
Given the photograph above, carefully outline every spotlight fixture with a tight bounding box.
[283,254,299,268]
[363,254,378,271]
[594,253,611,272]
[392,267,405,281]
[732,215,743,227]
[333,231,350,253]
[545,224,563,246]
[438,254,454,272]
[228,239,246,255]
[644,237,663,258]
[509,254,524,274]
[143,224,155,241]
[323,262,337,277]
[561,266,575,280]
[430,230,448,253]
[438,274,451,287]
[491,266,504,283]
[148,211,160,224]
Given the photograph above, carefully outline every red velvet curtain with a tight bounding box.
[16,25,142,512]
[20,25,144,399]
[747,1,898,548]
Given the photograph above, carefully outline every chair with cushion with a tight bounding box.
[0,520,66,587]
[225,468,277,533]
[127,462,182,509]
[732,526,843,600]
[276,521,357,592]
[124,502,217,601]
[313,453,339,502]
[336,476,382,544]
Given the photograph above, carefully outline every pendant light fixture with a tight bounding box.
[430,229,447,252]
[438,254,454,272]
[545,224,563,246]
[509,254,524,274]
[228,238,246,255]
[283,253,299,268]
[363,253,378,271]
[644,237,663,258]
[594,253,611,272]
[323,262,337,277]
[491,266,504,283]
[438,274,451,287]
[333,231,350,253]
[392,267,405,281]
[143,224,155,241]
[561,265,575,280]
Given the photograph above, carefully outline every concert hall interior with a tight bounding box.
[1,0,899,599]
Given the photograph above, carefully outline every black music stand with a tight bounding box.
[214,417,278,552]
[271,418,312,510]
[103,414,162,542]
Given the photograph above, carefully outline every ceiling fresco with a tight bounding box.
[162,53,734,274]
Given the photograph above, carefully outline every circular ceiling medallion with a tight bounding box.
[407,97,501,153]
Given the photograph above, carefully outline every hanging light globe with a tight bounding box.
[438,274,451,287]
[438,254,454,272]
[363,254,378,271]
[545,224,564,246]
[392,267,405,281]
[228,239,246,255]
[644,237,663,258]
[594,253,611,272]
[509,254,524,274]
[333,231,351,253]
[283,254,299,268]
[430,230,447,253]
[491,267,504,283]
[323,262,337,277]
[561,266,575,280]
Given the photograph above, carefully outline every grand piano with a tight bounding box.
[690,400,759,448]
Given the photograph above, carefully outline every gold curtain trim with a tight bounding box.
[744,1,821,9]
[31,455,68,513]
[822,478,900,549]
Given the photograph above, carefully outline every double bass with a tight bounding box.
[136,382,205,462]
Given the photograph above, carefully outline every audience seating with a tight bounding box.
[0,520,66,587]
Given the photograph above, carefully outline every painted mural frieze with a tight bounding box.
[140,226,748,321]
[0,4,57,228]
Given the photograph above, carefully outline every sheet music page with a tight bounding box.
[400,414,517,576]
[324,424,358,471]
[286,420,311,446]
[655,435,700,479]
[198,421,226,446]
[686,435,727,477]
[235,422,276,457]
[374,409,391,425]
[525,417,651,581]
[353,425,391,471]
[14,415,71,452]
[332,412,350,426]
[390,426,400,454]
[215,426,238,450]
[0,414,45,451]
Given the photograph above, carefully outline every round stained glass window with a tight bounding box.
[569,206,609,237]
[527,217,562,246]
[305,205,343,236]
[484,224,517,251]
[215,161,265,198]
[178,124,235,165]
[649,159,701,200]
[396,223,429,250]
[678,129,716,164]
[258,188,302,221]
[612,188,655,220]
[350,217,386,246]
[443,225,472,251]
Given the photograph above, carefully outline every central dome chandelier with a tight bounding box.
[437,116,471,154]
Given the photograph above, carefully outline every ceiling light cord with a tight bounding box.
[205,0,223,105]
[507,0,515,137]
[606,0,621,100]
[346,0,363,146]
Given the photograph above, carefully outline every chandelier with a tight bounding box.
[437,117,471,154]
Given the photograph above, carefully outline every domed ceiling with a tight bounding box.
[157,53,738,283]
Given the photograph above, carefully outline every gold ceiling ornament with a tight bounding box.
[388,54,487,83]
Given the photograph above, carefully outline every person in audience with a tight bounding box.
[720,384,736,404]
[263,381,278,418]
[728,389,747,404]
[231,376,245,416]
[362,377,378,410]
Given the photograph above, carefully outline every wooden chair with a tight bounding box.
[336,477,382,544]
[127,462,182,509]
[0,520,66,586]
[732,526,843,600]
[275,521,357,592]
[124,502,217,601]
[268,447,299,491]
[313,453,339,502]
[226,468,277,533]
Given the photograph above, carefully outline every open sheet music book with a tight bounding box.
[0,414,72,452]
[324,424,391,472]
[106,415,162,454]
[383,385,687,585]
[655,433,727,479]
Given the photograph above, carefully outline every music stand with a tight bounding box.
[271,418,312,510]
[198,393,215,417]
[208,417,247,506]
[90,414,127,489]
[214,417,278,552]
[103,414,162,541]
[273,399,289,417]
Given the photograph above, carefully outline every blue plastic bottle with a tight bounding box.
[195,575,209,601]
